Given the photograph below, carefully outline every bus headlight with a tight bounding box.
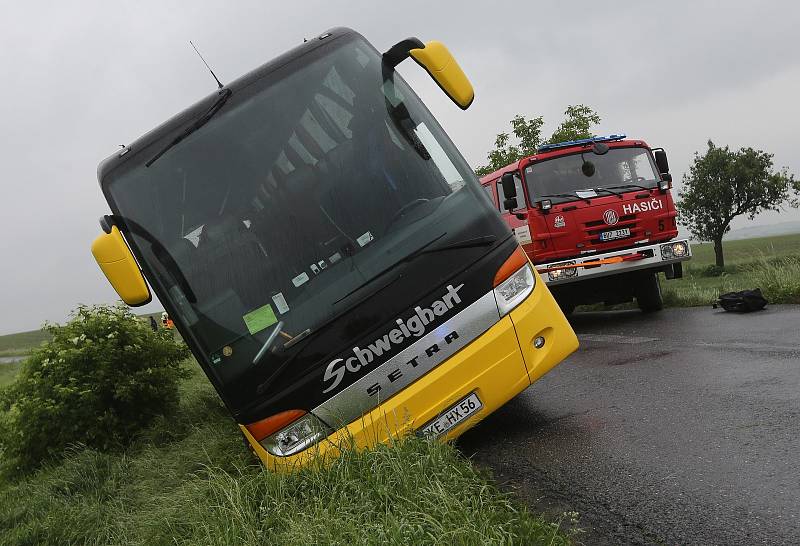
[245,410,333,457]
[494,263,536,316]
[262,413,332,457]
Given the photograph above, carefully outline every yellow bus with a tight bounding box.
[91,28,578,471]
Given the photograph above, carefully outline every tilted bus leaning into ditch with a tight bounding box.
[90,28,578,471]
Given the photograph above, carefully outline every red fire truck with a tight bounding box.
[480,134,691,314]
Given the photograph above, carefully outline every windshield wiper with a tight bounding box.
[252,321,285,365]
[606,183,653,192]
[334,234,497,306]
[591,187,624,199]
[146,88,233,167]
[539,192,592,204]
[254,330,313,396]
[423,234,498,252]
[336,233,437,305]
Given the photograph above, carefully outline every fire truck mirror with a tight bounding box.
[654,149,670,173]
[592,142,609,155]
[581,161,596,177]
[501,172,516,200]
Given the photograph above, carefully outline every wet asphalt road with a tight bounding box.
[458,305,800,545]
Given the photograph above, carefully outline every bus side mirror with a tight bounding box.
[384,38,474,110]
[654,149,670,174]
[91,225,151,306]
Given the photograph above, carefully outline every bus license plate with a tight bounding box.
[600,228,630,241]
[419,392,483,438]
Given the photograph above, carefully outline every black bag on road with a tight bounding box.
[715,288,768,312]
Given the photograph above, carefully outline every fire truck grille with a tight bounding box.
[583,214,639,245]
[584,214,636,228]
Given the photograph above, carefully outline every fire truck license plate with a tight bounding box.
[600,228,631,241]
[419,392,483,438]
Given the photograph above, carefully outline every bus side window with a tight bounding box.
[495,175,526,212]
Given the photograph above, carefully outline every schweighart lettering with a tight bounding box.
[322,284,465,393]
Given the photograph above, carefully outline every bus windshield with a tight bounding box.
[524,147,660,204]
[102,35,497,409]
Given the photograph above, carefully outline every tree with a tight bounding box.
[475,105,601,176]
[548,104,601,144]
[476,115,544,176]
[679,141,798,268]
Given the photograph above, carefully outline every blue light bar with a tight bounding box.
[537,134,626,153]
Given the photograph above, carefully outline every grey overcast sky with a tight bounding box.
[1,1,799,334]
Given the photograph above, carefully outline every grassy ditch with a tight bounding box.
[662,233,800,307]
[0,364,573,546]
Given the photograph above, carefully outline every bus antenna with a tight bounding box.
[189,40,224,89]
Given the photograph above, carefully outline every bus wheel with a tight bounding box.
[635,273,663,313]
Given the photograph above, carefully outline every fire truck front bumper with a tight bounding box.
[539,239,692,286]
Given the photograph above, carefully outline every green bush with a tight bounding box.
[0,304,189,472]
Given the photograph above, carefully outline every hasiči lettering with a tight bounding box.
[622,198,664,215]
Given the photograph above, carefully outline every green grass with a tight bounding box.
[0,362,22,388]
[662,233,800,307]
[685,232,800,265]
[0,329,50,357]
[0,364,574,545]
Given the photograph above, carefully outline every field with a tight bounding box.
[685,232,800,264]
[0,329,51,357]
[661,233,800,307]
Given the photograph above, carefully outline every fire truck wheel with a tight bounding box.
[635,273,663,313]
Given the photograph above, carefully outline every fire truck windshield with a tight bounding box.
[524,147,660,204]
[100,34,498,409]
